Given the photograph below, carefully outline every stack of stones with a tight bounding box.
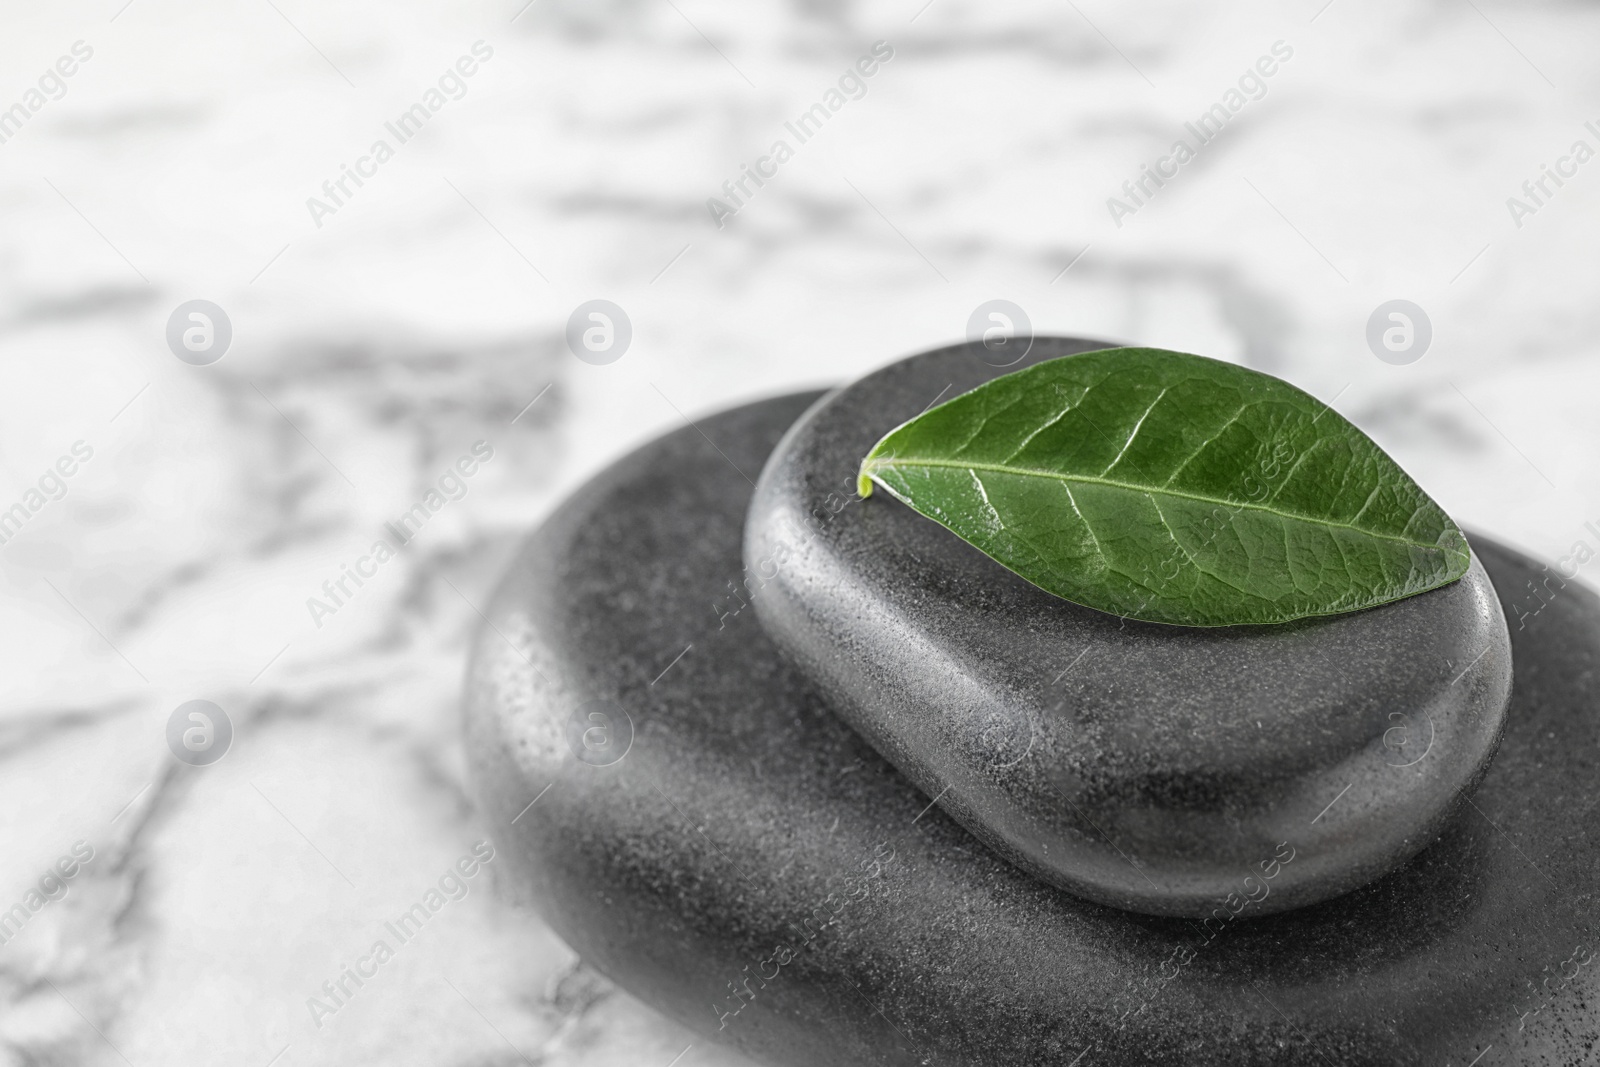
[464,339,1600,1066]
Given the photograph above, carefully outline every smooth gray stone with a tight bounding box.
[464,390,1600,1066]
[745,339,1513,917]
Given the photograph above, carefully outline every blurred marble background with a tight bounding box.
[1,0,1597,1063]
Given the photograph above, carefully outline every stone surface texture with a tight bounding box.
[746,339,1512,917]
[465,392,1600,1067]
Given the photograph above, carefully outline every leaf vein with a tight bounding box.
[867,457,1451,554]
[1158,401,1254,488]
[1101,385,1170,476]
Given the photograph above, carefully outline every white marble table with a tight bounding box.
[1,0,1596,1063]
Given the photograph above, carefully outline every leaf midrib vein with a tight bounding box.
[866,456,1457,554]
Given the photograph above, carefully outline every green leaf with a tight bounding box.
[857,347,1470,627]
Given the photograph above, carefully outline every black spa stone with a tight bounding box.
[465,388,1600,1066]
[746,339,1512,918]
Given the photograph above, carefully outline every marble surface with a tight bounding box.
[1,1,1598,1064]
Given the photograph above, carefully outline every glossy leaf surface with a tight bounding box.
[857,347,1470,626]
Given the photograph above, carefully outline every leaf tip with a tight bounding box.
[1444,525,1473,579]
